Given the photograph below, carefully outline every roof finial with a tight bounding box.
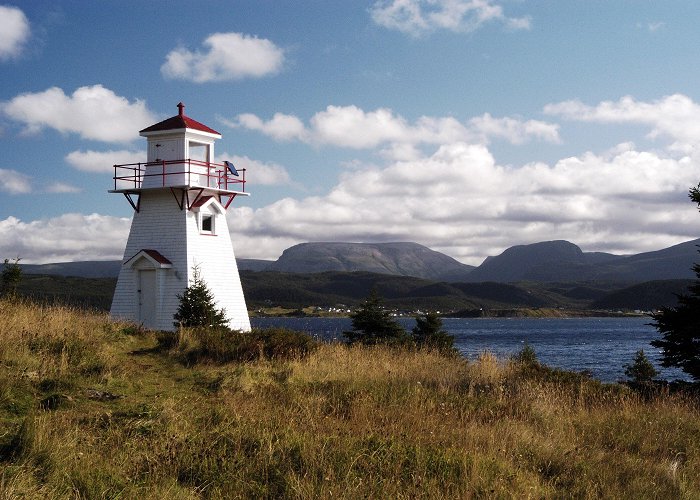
[177,102,185,116]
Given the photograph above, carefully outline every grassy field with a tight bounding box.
[1,298,699,498]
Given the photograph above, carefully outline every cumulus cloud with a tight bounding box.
[0,214,130,263]
[544,94,700,152]
[2,85,157,143]
[0,168,31,194]
[228,142,700,264]
[227,105,559,149]
[370,0,531,37]
[65,149,145,173]
[0,5,30,60]
[222,113,307,142]
[161,32,285,83]
[218,154,291,186]
[468,113,561,144]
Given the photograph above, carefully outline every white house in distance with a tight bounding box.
[109,102,251,331]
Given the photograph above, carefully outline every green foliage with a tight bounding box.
[174,266,228,328]
[651,183,700,380]
[512,342,539,366]
[624,349,658,383]
[167,326,319,364]
[343,289,409,345]
[1,257,22,298]
[411,311,456,353]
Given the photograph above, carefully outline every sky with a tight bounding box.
[1,0,700,265]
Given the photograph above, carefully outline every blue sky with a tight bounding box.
[1,1,700,264]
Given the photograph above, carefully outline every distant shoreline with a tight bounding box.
[250,307,649,319]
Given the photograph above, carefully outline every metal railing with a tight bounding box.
[112,159,246,192]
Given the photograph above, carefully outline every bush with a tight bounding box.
[174,266,228,328]
[624,349,658,383]
[344,289,409,346]
[411,311,456,353]
[168,326,319,364]
[512,343,539,366]
[1,257,21,299]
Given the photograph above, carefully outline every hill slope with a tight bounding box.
[267,242,475,281]
[466,239,699,283]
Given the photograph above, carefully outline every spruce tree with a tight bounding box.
[1,257,22,299]
[624,349,658,383]
[344,289,408,345]
[174,266,228,328]
[412,311,455,352]
[650,183,700,380]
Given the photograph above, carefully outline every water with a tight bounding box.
[250,316,690,383]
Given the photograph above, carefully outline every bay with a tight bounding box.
[250,316,690,383]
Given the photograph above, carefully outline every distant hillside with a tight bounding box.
[12,270,688,314]
[237,259,275,272]
[241,270,552,311]
[465,239,699,283]
[266,242,475,282]
[16,238,699,285]
[22,260,122,278]
[590,279,692,311]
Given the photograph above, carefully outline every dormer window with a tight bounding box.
[200,212,215,234]
[191,195,224,236]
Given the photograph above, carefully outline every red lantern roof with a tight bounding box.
[140,102,220,135]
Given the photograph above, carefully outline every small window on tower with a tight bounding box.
[201,214,214,234]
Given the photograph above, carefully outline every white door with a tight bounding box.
[138,270,157,328]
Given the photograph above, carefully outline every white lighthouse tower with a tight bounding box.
[109,102,251,331]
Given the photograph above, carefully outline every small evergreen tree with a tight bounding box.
[650,183,700,380]
[1,257,22,299]
[624,349,658,383]
[512,342,539,367]
[411,311,455,352]
[343,289,408,345]
[174,266,228,328]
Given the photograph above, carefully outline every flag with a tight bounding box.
[224,160,239,176]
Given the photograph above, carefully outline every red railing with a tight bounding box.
[112,159,246,192]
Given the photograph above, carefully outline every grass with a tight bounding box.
[1,297,699,498]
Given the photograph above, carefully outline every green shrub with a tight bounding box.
[344,289,409,346]
[172,326,319,364]
[411,311,456,353]
[624,349,658,383]
[512,342,539,366]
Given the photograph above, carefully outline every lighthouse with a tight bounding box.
[109,103,251,332]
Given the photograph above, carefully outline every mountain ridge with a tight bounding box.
[18,238,699,284]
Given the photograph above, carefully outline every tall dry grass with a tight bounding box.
[1,298,699,498]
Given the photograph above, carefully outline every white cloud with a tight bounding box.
[227,105,559,149]
[0,214,130,263]
[65,149,145,173]
[0,5,30,60]
[370,0,531,37]
[46,182,81,194]
[161,32,285,83]
[223,112,307,141]
[218,154,291,186]
[228,142,700,264]
[2,85,157,143]
[468,113,560,144]
[544,94,700,152]
[0,168,31,194]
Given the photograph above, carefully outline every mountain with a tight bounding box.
[265,242,475,282]
[22,261,122,278]
[237,259,275,272]
[465,239,699,283]
[16,238,699,284]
